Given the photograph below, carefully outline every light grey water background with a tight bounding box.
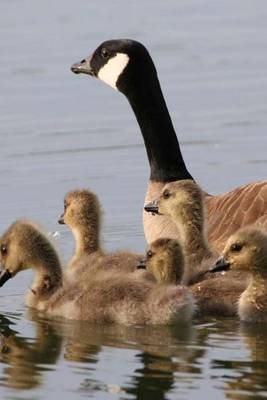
[0,1,267,399]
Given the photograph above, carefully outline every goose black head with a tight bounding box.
[71,39,157,95]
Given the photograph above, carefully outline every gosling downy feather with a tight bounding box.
[141,236,247,317]
[0,220,194,325]
[0,220,63,310]
[145,180,218,284]
[210,227,267,322]
[190,278,246,318]
[59,189,144,279]
[140,238,185,285]
[146,180,250,286]
[71,39,267,251]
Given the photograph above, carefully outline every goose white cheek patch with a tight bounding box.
[98,53,129,90]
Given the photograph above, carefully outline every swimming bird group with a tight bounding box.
[0,39,267,325]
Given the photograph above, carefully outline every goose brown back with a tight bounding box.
[145,180,267,251]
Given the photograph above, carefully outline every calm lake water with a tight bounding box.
[1,1,267,399]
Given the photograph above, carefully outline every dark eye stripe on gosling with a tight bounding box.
[71,39,267,250]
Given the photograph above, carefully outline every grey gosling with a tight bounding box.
[210,227,267,322]
[139,237,247,317]
[145,180,247,285]
[58,189,144,279]
[0,220,194,325]
[138,238,185,285]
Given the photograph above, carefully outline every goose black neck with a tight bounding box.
[120,71,193,182]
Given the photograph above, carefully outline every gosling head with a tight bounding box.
[138,238,184,284]
[71,39,157,94]
[0,220,60,287]
[145,180,204,225]
[210,228,267,276]
[58,189,101,231]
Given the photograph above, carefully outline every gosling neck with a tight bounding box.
[72,224,100,260]
[247,271,267,295]
[121,71,193,182]
[167,265,183,285]
[178,220,213,267]
[31,254,63,299]
[239,272,267,316]
[161,265,182,285]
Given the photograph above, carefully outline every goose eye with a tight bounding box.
[147,250,153,258]
[0,245,7,256]
[230,243,243,252]
[163,190,170,199]
[101,48,110,59]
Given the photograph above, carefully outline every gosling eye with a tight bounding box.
[230,243,243,252]
[101,48,110,59]
[64,201,67,211]
[0,245,7,256]
[147,250,153,258]
[163,189,170,199]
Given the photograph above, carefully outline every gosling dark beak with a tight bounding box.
[137,259,147,270]
[209,257,230,273]
[58,214,65,225]
[0,269,12,287]
[144,200,159,215]
[71,55,95,76]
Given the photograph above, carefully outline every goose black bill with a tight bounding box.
[0,269,12,287]
[58,214,65,225]
[209,257,230,273]
[144,200,159,215]
[137,259,146,270]
[71,56,95,76]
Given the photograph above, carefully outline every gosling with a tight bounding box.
[138,238,185,285]
[58,189,143,277]
[210,227,267,322]
[145,180,247,285]
[139,237,247,317]
[0,220,194,325]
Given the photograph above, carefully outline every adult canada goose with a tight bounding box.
[0,220,194,325]
[71,39,267,251]
[210,227,267,322]
[58,189,144,278]
[139,237,247,317]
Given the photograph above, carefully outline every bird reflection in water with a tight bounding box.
[74,322,211,399]
[209,321,267,400]
[0,312,63,390]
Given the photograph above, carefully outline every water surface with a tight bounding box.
[0,1,267,399]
